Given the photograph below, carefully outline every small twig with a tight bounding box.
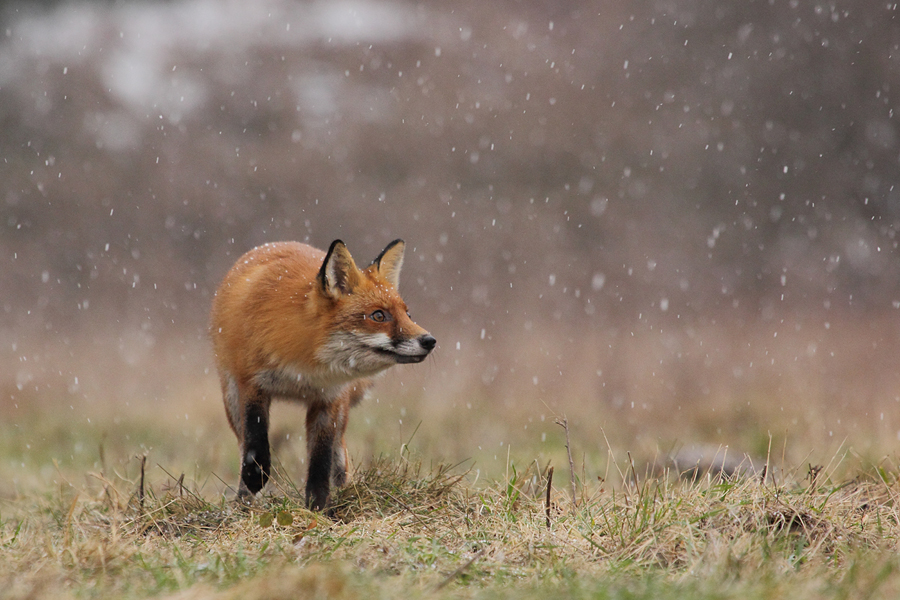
[158,464,205,503]
[384,491,438,537]
[63,493,79,548]
[627,451,642,503]
[545,466,554,529]
[138,455,147,509]
[599,425,625,483]
[555,417,577,509]
[434,548,485,591]
[209,471,240,499]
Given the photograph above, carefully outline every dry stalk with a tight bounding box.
[138,455,147,510]
[384,491,439,537]
[545,466,554,529]
[433,548,486,591]
[555,417,578,509]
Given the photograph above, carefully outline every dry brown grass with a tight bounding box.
[5,302,900,599]
[3,438,900,600]
[6,313,900,599]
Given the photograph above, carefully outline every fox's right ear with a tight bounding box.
[371,239,405,289]
[319,240,361,298]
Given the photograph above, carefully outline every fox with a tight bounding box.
[209,239,436,510]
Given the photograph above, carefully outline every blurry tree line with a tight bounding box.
[1,0,899,348]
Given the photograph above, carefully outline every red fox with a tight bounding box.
[210,239,436,510]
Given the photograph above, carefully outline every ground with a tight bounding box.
[2,404,900,600]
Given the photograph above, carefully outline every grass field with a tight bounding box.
[3,397,900,600]
[4,314,900,599]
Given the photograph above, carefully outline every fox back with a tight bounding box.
[210,239,436,509]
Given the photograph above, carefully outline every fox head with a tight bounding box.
[316,239,436,377]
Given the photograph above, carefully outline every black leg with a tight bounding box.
[305,404,335,510]
[241,400,271,495]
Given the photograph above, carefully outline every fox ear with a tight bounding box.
[319,240,361,298]
[371,239,405,289]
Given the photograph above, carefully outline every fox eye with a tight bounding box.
[370,310,387,322]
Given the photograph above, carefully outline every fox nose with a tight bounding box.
[419,334,436,351]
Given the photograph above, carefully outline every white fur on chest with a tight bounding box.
[252,366,346,404]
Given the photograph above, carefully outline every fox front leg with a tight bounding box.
[238,394,272,498]
[305,401,348,511]
[330,400,351,489]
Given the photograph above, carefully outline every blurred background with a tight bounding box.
[2,0,900,491]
